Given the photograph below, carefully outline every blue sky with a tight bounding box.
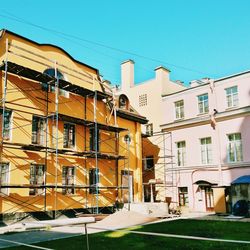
[1,0,250,86]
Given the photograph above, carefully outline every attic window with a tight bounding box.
[42,68,69,98]
[119,95,129,110]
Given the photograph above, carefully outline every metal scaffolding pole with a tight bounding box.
[0,39,8,193]
[94,90,99,214]
[54,61,59,218]
[44,73,49,212]
[124,133,131,210]
[163,132,167,199]
[84,96,88,209]
[1,39,8,145]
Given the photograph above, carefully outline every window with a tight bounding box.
[228,133,242,162]
[178,187,188,206]
[176,141,186,166]
[42,68,69,98]
[175,100,184,119]
[89,128,100,151]
[226,86,238,108]
[200,137,212,164]
[119,95,129,110]
[139,94,147,107]
[32,116,46,145]
[89,168,99,194]
[144,156,154,170]
[62,166,75,195]
[198,94,209,114]
[29,164,45,195]
[1,109,12,140]
[0,163,9,195]
[63,123,75,148]
[145,123,153,136]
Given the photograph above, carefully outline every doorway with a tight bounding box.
[121,170,133,203]
[204,187,214,211]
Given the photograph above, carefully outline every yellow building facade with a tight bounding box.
[0,30,147,220]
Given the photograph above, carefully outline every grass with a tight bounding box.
[3,219,250,250]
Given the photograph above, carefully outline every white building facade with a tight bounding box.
[161,72,250,213]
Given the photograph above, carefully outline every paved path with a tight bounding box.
[0,230,80,249]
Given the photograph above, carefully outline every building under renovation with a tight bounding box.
[0,29,147,221]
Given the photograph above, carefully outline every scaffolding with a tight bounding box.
[142,131,176,205]
[0,38,144,219]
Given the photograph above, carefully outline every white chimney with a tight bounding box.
[121,59,134,90]
[154,66,171,94]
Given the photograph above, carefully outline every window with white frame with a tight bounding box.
[145,123,153,136]
[62,166,75,195]
[175,100,184,119]
[32,116,46,145]
[63,123,76,148]
[176,141,186,166]
[228,133,243,162]
[226,86,238,108]
[0,163,9,195]
[1,110,12,140]
[200,137,212,164]
[198,94,209,114]
[29,164,45,195]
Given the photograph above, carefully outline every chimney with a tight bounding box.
[121,59,134,90]
[154,66,171,94]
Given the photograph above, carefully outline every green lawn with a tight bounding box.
[4,219,250,250]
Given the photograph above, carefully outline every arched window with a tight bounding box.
[119,94,129,110]
[44,68,64,80]
[42,68,69,97]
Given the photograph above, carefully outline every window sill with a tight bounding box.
[226,106,239,111]
[200,163,213,166]
[3,138,11,141]
[196,112,209,117]
[174,118,185,122]
[227,161,243,164]
[63,146,76,150]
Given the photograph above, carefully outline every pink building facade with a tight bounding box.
[161,72,250,213]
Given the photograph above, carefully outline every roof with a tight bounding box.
[232,175,250,185]
[117,109,148,124]
[0,29,100,75]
